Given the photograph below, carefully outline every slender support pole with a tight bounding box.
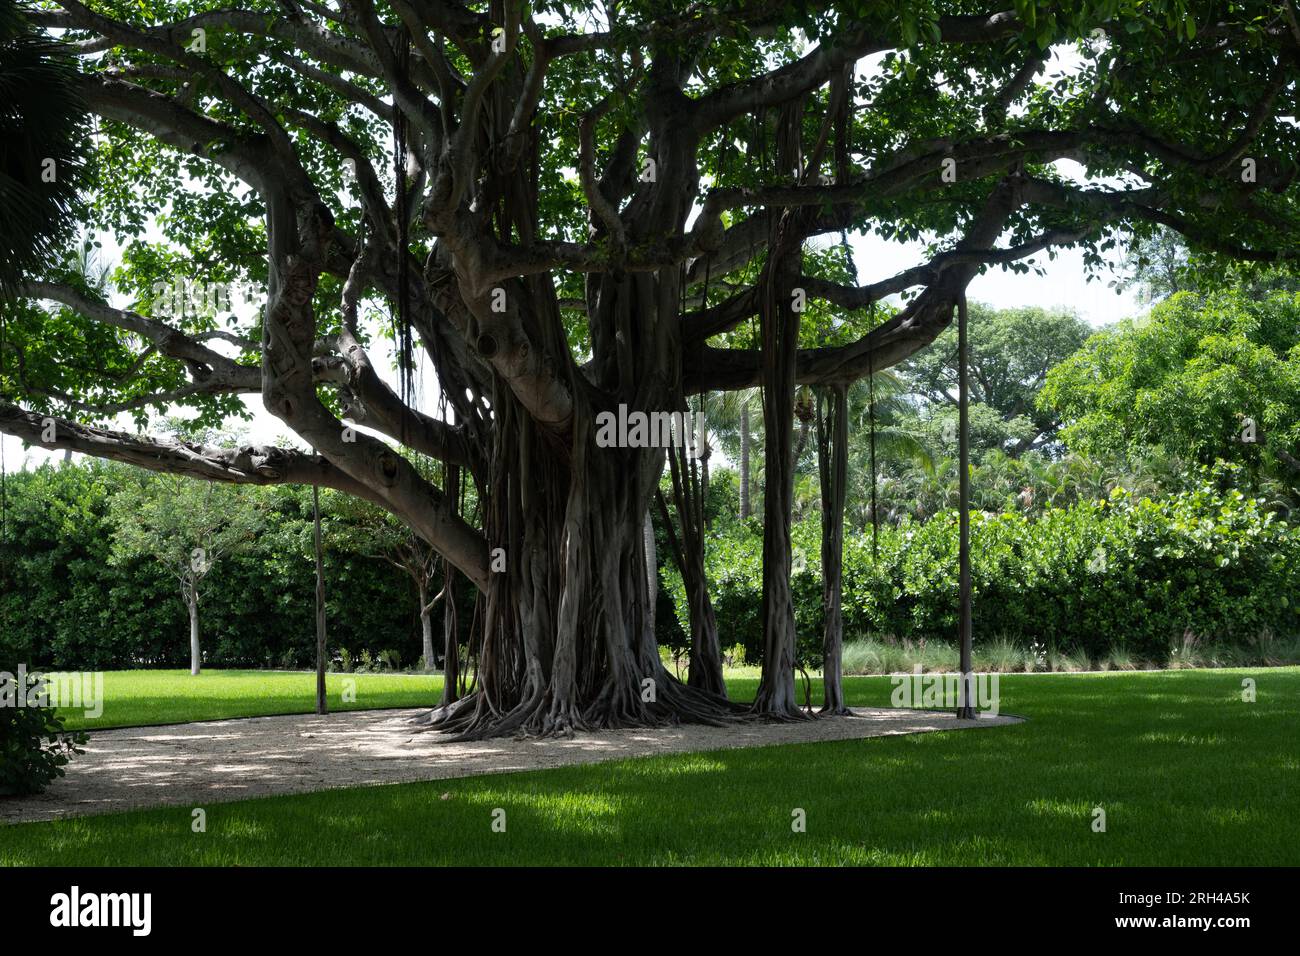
[956,293,975,719]
[868,349,878,560]
[313,484,328,715]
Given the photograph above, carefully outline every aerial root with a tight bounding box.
[412,677,749,741]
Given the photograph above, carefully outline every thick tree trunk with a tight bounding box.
[752,218,805,719]
[817,386,851,715]
[739,402,751,519]
[419,114,740,739]
[187,595,201,676]
[418,393,737,740]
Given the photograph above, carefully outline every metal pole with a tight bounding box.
[868,350,878,561]
[313,484,328,715]
[956,292,975,719]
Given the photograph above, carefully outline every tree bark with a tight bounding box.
[418,579,437,673]
[187,594,201,676]
[817,385,850,715]
[752,216,805,719]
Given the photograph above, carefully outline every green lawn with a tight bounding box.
[56,669,444,731]
[5,668,1296,866]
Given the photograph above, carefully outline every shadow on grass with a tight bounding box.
[4,669,1296,866]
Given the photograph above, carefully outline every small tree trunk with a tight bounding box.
[441,463,462,705]
[739,402,751,520]
[956,293,975,719]
[662,422,727,698]
[187,594,201,676]
[699,395,711,529]
[418,580,437,673]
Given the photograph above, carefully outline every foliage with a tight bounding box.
[0,0,88,297]
[900,303,1091,454]
[706,301,1102,530]
[0,461,429,669]
[0,670,86,795]
[681,470,1300,666]
[1041,288,1300,485]
[1116,225,1192,302]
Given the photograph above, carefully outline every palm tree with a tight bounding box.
[708,387,762,519]
[843,370,933,535]
[0,0,87,299]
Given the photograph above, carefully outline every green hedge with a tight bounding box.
[679,479,1300,666]
[0,462,428,670]
[7,462,1296,673]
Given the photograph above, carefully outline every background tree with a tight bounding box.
[328,491,447,673]
[0,458,427,669]
[1041,288,1300,487]
[901,303,1091,456]
[109,474,263,674]
[1117,226,1192,303]
[708,387,761,520]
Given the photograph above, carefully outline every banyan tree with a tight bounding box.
[2,0,1298,737]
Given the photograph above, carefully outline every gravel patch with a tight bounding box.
[2,706,1021,824]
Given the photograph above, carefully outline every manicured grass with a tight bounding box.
[55,669,444,731]
[4,668,1296,866]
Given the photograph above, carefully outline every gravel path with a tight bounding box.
[2,706,1021,824]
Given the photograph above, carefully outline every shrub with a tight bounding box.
[975,638,1027,673]
[0,672,86,796]
[676,475,1300,668]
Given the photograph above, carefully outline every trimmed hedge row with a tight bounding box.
[6,463,1296,673]
[0,462,427,670]
[679,480,1300,666]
